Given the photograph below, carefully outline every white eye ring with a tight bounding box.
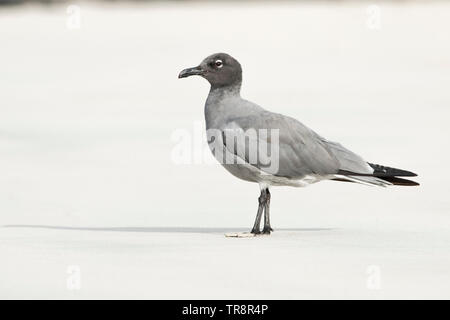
[215,59,223,68]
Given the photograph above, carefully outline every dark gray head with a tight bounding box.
[178,53,242,90]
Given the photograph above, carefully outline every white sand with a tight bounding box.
[1,226,450,299]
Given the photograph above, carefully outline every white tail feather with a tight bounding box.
[332,174,392,187]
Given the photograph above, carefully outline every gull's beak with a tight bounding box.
[178,66,205,79]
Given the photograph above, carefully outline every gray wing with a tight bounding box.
[221,111,373,178]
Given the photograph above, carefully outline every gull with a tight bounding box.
[179,53,418,236]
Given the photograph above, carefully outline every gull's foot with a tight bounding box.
[262,227,273,235]
[251,228,261,235]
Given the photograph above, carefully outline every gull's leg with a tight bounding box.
[262,189,273,234]
[251,189,266,234]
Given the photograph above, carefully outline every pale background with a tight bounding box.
[0,1,449,299]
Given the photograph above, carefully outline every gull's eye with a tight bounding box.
[215,59,223,68]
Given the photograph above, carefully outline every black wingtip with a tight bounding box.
[368,163,418,177]
[337,163,420,187]
[380,176,420,186]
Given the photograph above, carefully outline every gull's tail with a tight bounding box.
[332,163,419,187]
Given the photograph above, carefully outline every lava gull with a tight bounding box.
[178,53,418,236]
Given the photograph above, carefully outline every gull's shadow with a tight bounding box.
[2,225,333,234]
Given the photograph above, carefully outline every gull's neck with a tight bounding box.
[208,82,242,101]
[205,82,242,129]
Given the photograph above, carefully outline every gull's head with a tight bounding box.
[178,53,242,88]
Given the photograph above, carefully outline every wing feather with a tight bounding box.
[220,111,375,179]
[221,112,341,178]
